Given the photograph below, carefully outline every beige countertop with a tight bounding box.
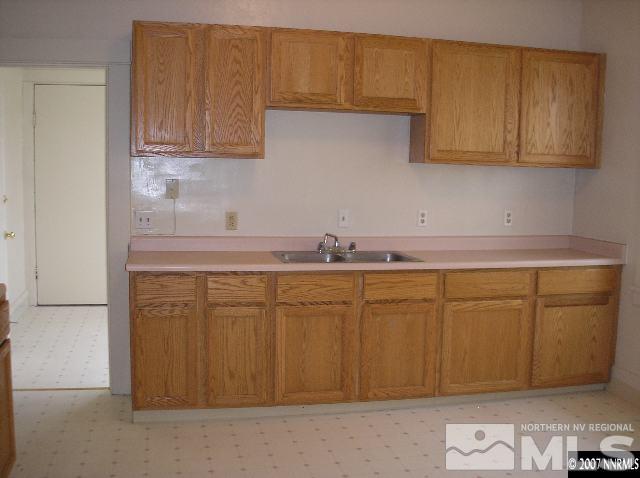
[125,247,623,272]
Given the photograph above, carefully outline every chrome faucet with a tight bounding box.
[317,233,356,254]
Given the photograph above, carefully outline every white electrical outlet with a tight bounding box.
[338,209,351,228]
[165,179,179,199]
[417,209,428,227]
[134,210,154,230]
[225,211,238,231]
[504,209,513,227]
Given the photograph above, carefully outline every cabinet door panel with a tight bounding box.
[132,306,199,409]
[360,303,436,400]
[207,307,268,406]
[354,35,427,112]
[275,305,355,404]
[441,300,532,395]
[132,22,203,155]
[430,41,520,163]
[205,26,266,157]
[520,50,602,167]
[0,341,15,478]
[532,296,614,387]
[269,30,353,108]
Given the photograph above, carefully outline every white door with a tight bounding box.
[34,84,107,304]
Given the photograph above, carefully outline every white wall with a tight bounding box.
[0,0,587,394]
[575,0,640,393]
[0,67,28,317]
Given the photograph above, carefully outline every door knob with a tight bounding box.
[4,231,16,239]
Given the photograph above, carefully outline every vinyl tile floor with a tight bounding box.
[10,306,109,389]
[9,389,640,478]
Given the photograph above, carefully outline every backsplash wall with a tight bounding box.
[132,110,576,237]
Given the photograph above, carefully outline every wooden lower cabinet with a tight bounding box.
[0,340,15,478]
[532,295,615,387]
[275,305,356,404]
[129,267,621,411]
[360,303,437,400]
[132,306,199,409]
[440,299,532,395]
[207,307,269,406]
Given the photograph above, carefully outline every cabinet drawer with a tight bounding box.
[135,274,197,306]
[445,271,531,299]
[277,274,354,303]
[364,272,438,301]
[537,268,617,296]
[207,274,266,304]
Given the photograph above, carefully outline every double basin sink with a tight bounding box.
[273,251,422,264]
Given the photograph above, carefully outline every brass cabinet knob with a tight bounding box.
[4,231,16,239]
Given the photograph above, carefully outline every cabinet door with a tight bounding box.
[269,29,353,109]
[354,35,427,112]
[520,50,603,167]
[207,307,269,406]
[0,341,15,478]
[132,306,199,409]
[205,26,266,158]
[440,300,532,395]
[275,305,355,404]
[360,303,437,400]
[430,41,520,164]
[132,22,203,155]
[532,296,614,387]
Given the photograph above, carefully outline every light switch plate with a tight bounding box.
[134,210,154,230]
[338,209,351,228]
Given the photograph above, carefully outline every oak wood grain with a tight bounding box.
[445,270,532,299]
[537,267,617,296]
[360,303,436,400]
[532,295,614,387]
[269,28,354,109]
[132,306,199,409]
[132,21,204,155]
[429,41,520,164]
[205,25,266,158]
[207,307,268,406]
[0,340,15,478]
[440,299,532,395]
[207,273,267,304]
[519,49,603,167]
[135,273,197,306]
[363,272,438,301]
[275,305,355,404]
[353,34,428,112]
[277,273,355,304]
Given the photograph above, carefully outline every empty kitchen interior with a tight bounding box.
[1,0,640,477]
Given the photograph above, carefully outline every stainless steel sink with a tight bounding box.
[273,251,422,263]
[274,251,346,263]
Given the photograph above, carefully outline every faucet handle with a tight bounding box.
[348,241,357,252]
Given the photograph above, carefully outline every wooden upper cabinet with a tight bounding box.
[269,29,354,109]
[354,35,427,112]
[132,22,203,155]
[429,41,520,164]
[205,25,266,158]
[519,50,604,168]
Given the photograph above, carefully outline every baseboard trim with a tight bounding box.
[133,383,606,423]
[607,377,640,405]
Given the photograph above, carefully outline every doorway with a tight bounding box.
[0,67,109,390]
